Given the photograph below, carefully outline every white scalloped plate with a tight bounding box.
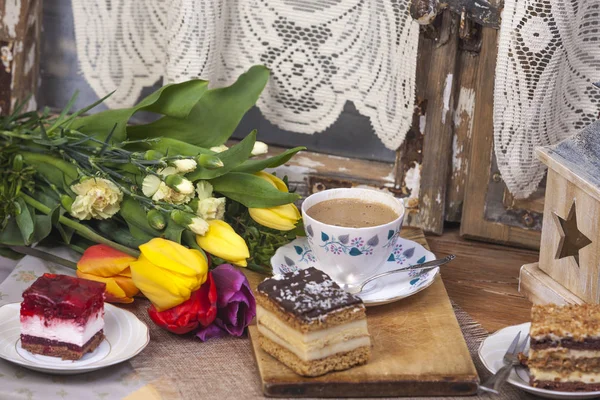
[0,303,149,374]
[271,236,438,306]
[479,322,600,399]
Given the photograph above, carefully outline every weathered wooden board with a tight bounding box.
[245,227,479,398]
[459,26,542,249]
[519,263,584,306]
[0,0,41,115]
[446,49,478,222]
[411,11,460,235]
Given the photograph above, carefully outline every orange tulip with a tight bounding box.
[77,244,139,303]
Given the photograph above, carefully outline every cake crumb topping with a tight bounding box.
[531,304,600,340]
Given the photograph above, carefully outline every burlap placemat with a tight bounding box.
[124,299,536,400]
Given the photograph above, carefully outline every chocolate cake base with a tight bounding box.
[258,334,370,377]
[531,377,600,392]
[21,330,104,361]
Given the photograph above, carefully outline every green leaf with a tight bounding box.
[119,197,162,237]
[21,152,78,183]
[0,219,25,245]
[210,172,299,208]
[70,80,209,143]
[95,220,147,248]
[127,137,214,157]
[187,130,256,181]
[233,146,305,174]
[15,198,34,244]
[164,219,185,243]
[128,65,270,147]
[0,247,24,260]
[181,230,207,261]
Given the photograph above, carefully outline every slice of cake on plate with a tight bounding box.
[256,267,371,376]
[529,304,600,391]
[20,273,106,360]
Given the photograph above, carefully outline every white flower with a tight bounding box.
[158,166,178,176]
[197,197,226,220]
[173,159,197,173]
[142,175,162,197]
[251,141,269,156]
[195,181,213,201]
[70,178,123,220]
[209,145,228,153]
[164,174,194,195]
[152,182,193,205]
[188,216,209,235]
[178,179,195,195]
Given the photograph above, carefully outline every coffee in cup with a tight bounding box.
[305,198,399,228]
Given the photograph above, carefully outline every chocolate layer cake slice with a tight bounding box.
[256,267,371,377]
[529,304,600,391]
[20,273,106,360]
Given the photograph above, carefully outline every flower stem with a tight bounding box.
[19,193,140,257]
[7,245,78,270]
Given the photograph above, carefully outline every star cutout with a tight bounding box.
[554,202,592,266]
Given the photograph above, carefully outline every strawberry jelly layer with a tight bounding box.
[21,274,105,322]
[20,310,104,347]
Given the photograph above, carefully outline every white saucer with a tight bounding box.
[0,303,149,375]
[479,322,600,399]
[271,236,438,306]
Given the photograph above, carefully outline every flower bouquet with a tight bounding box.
[0,65,303,337]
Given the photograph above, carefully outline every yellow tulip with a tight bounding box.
[130,238,208,311]
[255,171,288,192]
[76,244,139,303]
[249,172,301,231]
[248,204,300,231]
[196,220,250,267]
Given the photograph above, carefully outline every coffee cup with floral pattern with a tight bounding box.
[301,188,405,285]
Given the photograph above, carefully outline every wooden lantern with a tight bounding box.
[520,120,600,305]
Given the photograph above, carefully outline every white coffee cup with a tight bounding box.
[301,188,405,285]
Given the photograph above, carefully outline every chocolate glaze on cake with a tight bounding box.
[257,267,362,322]
[531,337,600,350]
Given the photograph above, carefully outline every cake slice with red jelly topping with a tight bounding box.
[20,273,106,360]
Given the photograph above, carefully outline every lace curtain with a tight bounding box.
[494,0,600,198]
[71,0,419,151]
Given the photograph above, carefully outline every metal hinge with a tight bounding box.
[411,0,503,29]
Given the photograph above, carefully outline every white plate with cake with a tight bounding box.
[479,304,600,399]
[0,274,149,375]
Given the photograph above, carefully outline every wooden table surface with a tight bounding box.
[426,226,539,333]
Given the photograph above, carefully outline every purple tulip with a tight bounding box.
[196,264,256,341]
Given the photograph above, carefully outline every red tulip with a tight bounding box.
[148,272,217,334]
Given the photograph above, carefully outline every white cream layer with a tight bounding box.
[259,324,370,361]
[530,348,600,359]
[21,311,104,347]
[530,368,600,384]
[257,305,370,361]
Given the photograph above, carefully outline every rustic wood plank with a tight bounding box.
[446,49,478,222]
[0,0,42,114]
[413,11,461,235]
[519,262,584,305]
[245,227,479,398]
[459,26,541,250]
[394,28,429,227]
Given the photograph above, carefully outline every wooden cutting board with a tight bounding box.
[244,227,479,397]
